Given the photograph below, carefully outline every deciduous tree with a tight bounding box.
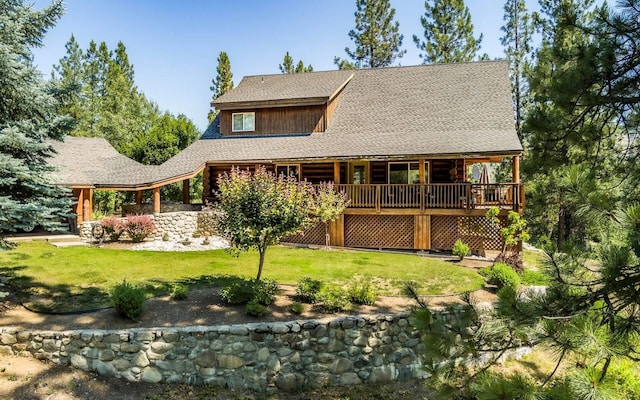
[413,0,483,64]
[334,0,406,69]
[215,167,315,280]
[0,0,73,246]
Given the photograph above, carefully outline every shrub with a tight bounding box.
[123,214,155,243]
[289,302,304,315]
[100,217,124,242]
[246,300,268,317]
[169,284,189,300]
[111,280,145,321]
[485,262,521,290]
[348,280,378,305]
[318,285,351,313]
[220,278,279,306]
[452,239,470,260]
[295,277,324,303]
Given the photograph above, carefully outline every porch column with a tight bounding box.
[512,156,520,183]
[135,190,143,205]
[419,159,425,183]
[153,187,161,214]
[333,162,341,184]
[75,188,84,224]
[82,188,92,222]
[182,179,190,204]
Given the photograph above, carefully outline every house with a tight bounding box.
[51,60,523,253]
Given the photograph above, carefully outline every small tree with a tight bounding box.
[311,182,349,248]
[216,167,314,280]
[486,206,529,270]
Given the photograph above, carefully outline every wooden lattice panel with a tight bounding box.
[282,221,326,246]
[431,215,503,251]
[345,215,414,249]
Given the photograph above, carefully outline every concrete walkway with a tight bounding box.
[6,232,87,247]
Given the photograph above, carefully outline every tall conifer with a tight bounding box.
[208,51,233,123]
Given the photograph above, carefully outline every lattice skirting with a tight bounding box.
[431,215,503,251]
[345,215,414,249]
[282,221,326,246]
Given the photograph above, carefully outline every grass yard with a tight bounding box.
[0,242,484,312]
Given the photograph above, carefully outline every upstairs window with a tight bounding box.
[232,112,255,132]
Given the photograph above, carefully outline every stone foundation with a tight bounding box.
[0,315,428,392]
[79,211,217,242]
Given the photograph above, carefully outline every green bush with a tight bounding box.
[246,300,268,317]
[486,262,521,290]
[452,239,470,260]
[318,285,351,313]
[295,277,324,303]
[169,284,189,300]
[348,280,378,305]
[289,302,304,315]
[220,278,279,306]
[111,280,145,321]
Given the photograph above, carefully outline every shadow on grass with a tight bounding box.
[0,266,247,314]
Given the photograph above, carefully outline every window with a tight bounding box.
[388,162,429,184]
[276,164,299,180]
[232,112,255,132]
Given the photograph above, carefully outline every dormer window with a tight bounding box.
[232,112,255,132]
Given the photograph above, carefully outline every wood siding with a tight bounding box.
[370,162,387,184]
[301,163,334,184]
[431,159,465,183]
[220,105,326,136]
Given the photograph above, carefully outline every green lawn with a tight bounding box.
[0,242,484,312]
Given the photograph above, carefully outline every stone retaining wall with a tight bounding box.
[79,211,216,242]
[121,203,202,215]
[0,315,428,393]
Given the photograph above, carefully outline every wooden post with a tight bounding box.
[182,179,190,204]
[75,189,84,224]
[512,155,520,183]
[333,162,341,184]
[82,188,91,222]
[329,214,345,247]
[135,190,143,205]
[153,187,161,214]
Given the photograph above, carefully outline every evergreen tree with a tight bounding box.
[334,0,406,69]
[413,0,483,64]
[51,34,84,125]
[501,0,534,139]
[0,0,73,246]
[208,51,233,123]
[279,51,313,73]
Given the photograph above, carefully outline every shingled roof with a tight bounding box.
[171,61,522,169]
[49,61,522,188]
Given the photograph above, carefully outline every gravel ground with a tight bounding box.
[130,236,229,251]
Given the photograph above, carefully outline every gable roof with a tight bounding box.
[174,61,522,168]
[213,70,354,109]
[49,61,523,189]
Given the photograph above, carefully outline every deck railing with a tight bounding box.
[329,183,522,211]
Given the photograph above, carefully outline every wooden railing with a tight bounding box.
[330,183,523,211]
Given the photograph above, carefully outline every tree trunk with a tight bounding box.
[325,222,330,249]
[256,245,266,281]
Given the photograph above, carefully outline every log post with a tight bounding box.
[333,162,341,184]
[512,155,520,183]
[135,190,143,205]
[153,187,161,214]
[182,179,190,204]
[75,189,84,224]
[82,188,91,222]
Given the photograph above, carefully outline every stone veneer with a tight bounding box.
[79,211,216,242]
[0,315,428,393]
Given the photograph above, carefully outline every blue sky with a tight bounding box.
[33,1,541,131]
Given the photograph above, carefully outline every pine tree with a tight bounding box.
[0,0,74,246]
[334,0,406,69]
[279,51,313,73]
[413,0,483,64]
[208,51,233,123]
[501,0,534,139]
